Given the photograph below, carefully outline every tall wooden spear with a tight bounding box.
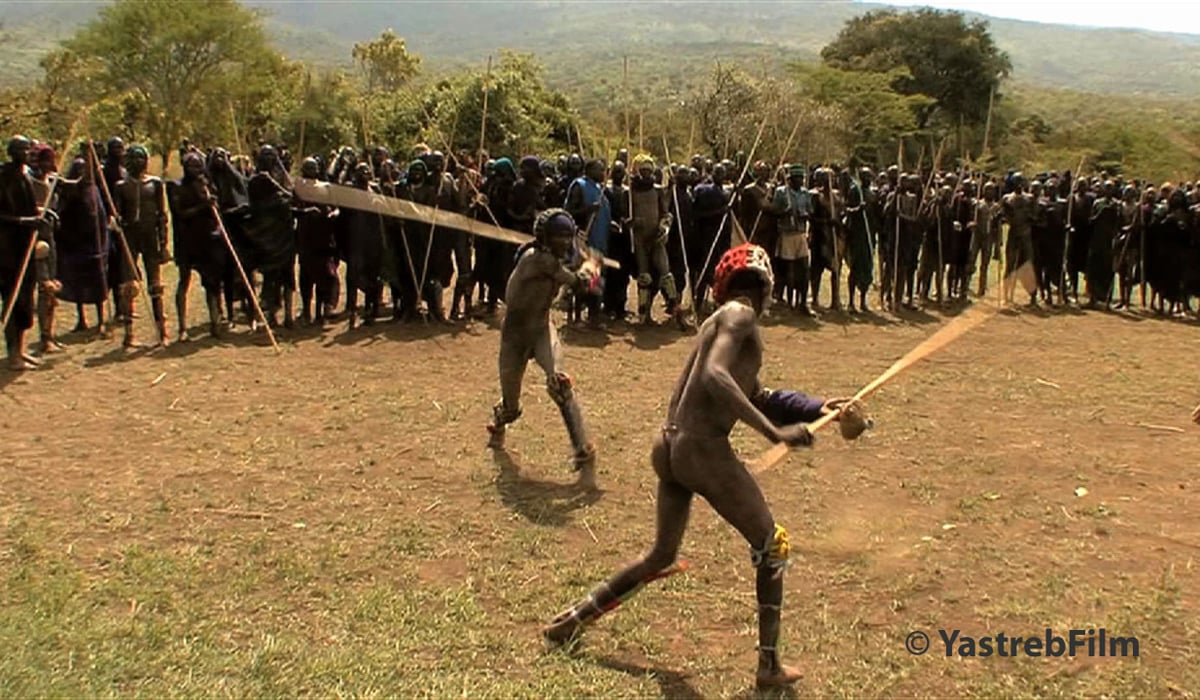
[1,115,81,330]
[297,69,312,163]
[981,86,995,158]
[85,137,156,336]
[478,55,492,163]
[694,116,768,310]
[229,102,245,156]
[662,134,693,312]
[622,55,630,148]
[890,136,903,309]
[749,113,805,243]
[1061,154,1086,302]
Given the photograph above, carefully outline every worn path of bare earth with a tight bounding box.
[2,282,1198,698]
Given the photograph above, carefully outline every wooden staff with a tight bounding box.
[622,56,630,148]
[415,95,466,314]
[413,91,504,234]
[229,103,245,157]
[1060,154,1086,303]
[1,118,81,330]
[662,135,693,312]
[824,163,842,308]
[695,116,768,310]
[749,113,805,243]
[916,138,945,290]
[297,69,312,163]
[627,162,635,255]
[1139,193,1147,309]
[891,137,903,309]
[981,86,995,158]
[928,136,946,302]
[416,167,453,320]
[478,55,492,162]
[638,111,645,153]
[206,195,280,354]
[85,139,155,330]
[755,304,995,473]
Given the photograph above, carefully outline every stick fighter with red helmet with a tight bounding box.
[543,242,869,689]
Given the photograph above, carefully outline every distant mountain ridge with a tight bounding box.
[3,0,1199,98]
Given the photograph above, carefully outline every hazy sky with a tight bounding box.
[874,0,1200,35]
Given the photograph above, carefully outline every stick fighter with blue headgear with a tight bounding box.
[543,242,871,689]
[486,208,603,489]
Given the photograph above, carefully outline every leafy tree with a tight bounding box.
[791,63,930,166]
[419,51,577,159]
[62,0,278,169]
[691,63,761,160]
[352,29,420,92]
[821,9,1011,132]
[279,70,364,161]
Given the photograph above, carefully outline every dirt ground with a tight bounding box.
[2,275,1198,698]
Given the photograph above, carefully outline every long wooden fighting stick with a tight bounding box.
[929,137,947,302]
[229,102,247,158]
[1060,155,1086,303]
[297,69,312,164]
[206,196,280,354]
[748,113,805,243]
[85,138,156,328]
[414,92,504,235]
[662,134,694,312]
[415,165,452,320]
[981,86,995,159]
[478,55,492,165]
[622,55,630,148]
[1,118,81,330]
[890,137,903,310]
[915,139,945,301]
[694,117,768,311]
[754,303,996,474]
[1139,195,1147,309]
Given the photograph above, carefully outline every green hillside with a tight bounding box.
[2,0,1200,98]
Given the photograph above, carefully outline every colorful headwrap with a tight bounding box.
[633,153,655,169]
[492,157,515,178]
[408,159,427,174]
[787,164,805,178]
[712,243,774,306]
[128,145,149,160]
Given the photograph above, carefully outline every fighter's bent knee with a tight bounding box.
[637,273,653,288]
[750,524,791,574]
[546,371,574,405]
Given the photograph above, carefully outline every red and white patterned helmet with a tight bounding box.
[713,243,774,306]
